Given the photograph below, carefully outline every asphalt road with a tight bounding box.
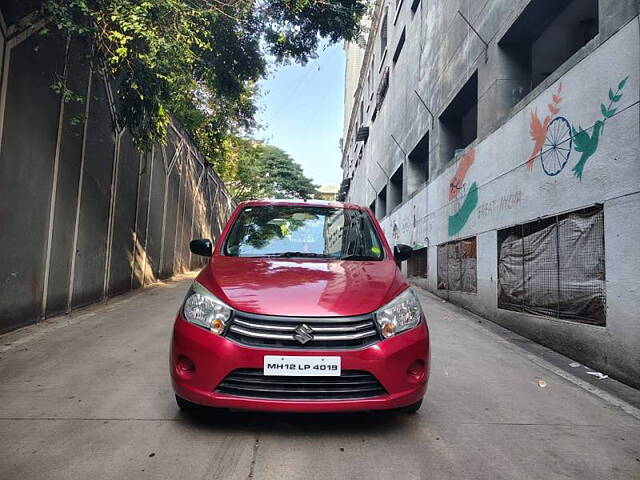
[1,273,639,480]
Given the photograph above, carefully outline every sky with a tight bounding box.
[255,43,345,187]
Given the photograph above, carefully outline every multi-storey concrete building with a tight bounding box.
[343,39,366,141]
[341,0,640,388]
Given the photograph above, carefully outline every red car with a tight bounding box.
[170,199,430,413]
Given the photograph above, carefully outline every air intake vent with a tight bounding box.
[216,369,387,400]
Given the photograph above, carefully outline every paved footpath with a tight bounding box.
[1,273,639,480]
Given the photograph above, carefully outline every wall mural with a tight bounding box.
[447,149,478,236]
[402,70,632,241]
[572,77,627,179]
[527,83,564,174]
[527,77,628,180]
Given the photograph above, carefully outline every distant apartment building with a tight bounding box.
[341,0,640,388]
[315,185,339,201]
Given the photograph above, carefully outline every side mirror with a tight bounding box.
[393,244,412,262]
[190,239,213,257]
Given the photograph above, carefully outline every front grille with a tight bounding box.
[225,312,380,349]
[216,369,387,400]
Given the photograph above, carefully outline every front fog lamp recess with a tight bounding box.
[182,282,232,333]
[375,289,422,338]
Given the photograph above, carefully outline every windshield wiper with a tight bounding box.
[260,252,332,258]
[340,254,380,261]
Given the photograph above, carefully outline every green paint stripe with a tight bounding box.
[448,182,479,236]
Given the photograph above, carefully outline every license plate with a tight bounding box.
[263,355,341,376]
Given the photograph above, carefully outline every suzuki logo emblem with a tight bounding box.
[293,324,314,344]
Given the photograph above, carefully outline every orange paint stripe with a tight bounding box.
[449,149,476,200]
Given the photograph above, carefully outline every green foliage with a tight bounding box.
[51,79,84,104]
[257,145,318,199]
[215,136,266,201]
[39,0,366,158]
[218,138,317,202]
[225,206,314,252]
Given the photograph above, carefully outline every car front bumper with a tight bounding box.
[170,314,430,412]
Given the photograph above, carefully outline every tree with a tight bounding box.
[216,136,265,201]
[38,0,367,157]
[257,145,317,200]
[218,139,317,202]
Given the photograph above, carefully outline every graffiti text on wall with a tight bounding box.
[477,191,523,219]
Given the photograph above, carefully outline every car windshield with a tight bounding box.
[224,205,384,260]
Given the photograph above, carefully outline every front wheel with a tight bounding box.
[396,399,423,414]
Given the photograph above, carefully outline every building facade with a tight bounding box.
[343,39,367,140]
[341,0,640,388]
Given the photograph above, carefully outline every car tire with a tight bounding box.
[396,399,422,414]
[175,394,200,411]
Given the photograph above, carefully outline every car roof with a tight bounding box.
[238,199,366,210]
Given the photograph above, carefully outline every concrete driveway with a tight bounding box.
[1,274,639,479]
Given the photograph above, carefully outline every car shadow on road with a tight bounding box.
[178,407,411,436]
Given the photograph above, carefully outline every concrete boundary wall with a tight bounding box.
[0,6,235,333]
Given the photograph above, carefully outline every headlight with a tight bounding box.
[182,282,232,334]
[374,288,423,338]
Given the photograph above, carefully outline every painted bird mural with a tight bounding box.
[571,120,604,180]
[569,77,628,180]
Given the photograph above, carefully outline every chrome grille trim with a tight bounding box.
[228,326,291,341]
[232,318,373,333]
[233,318,294,331]
[225,312,380,349]
[228,325,377,341]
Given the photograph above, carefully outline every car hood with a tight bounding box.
[196,256,408,317]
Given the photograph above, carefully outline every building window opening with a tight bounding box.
[376,66,390,113]
[376,186,387,219]
[393,27,406,63]
[407,131,429,196]
[437,237,477,293]
[439,71,478,162]
[497,205,605,326]
[369,200,376,217]
[369,55,375,101]
[380,8,388,56]
[499,0,598,102]
[407,247,428,278]
[388,165,403,212]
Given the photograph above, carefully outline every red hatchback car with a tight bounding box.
[170,199,430,413]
